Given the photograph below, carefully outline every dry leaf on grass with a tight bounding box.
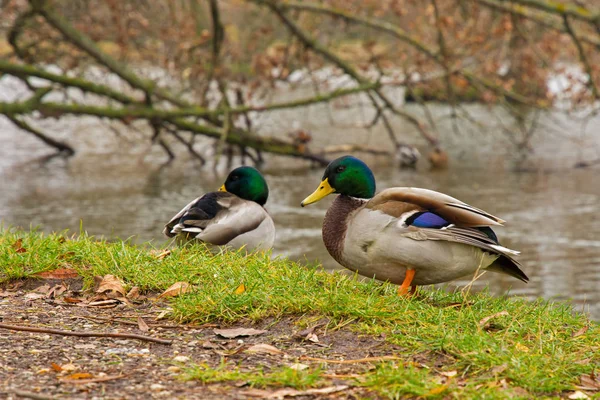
[515,343,530,353]
[243,385,349,399]
[137,317,149,332]
[441,370,457,377]
[12,238,26,253]
[35,268,79,280]
[579,373,600,391]
[50,362,62,372]
[127,286,141,299]
[214,328,267,339]
[572,325,589,338]
[478,310,509,328]
[158,282,191,299]
[95,275,126,298]
[234,284,246,294]
[151,249,171,259]
[245,343,284,355]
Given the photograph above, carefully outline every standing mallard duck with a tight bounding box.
[301,156,527,294]
[164,166,275,251]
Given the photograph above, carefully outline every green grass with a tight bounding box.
[1,229,599,399]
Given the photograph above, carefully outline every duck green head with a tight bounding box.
[301,156,375,206]
[219,166,269,206]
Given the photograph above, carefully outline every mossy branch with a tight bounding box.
[475,0,600,49]
[484,0,600,25]
[0,60,138,104]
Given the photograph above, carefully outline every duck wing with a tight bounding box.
[367,187,504,227]
[163,192,268,246]
[365,187,528,282]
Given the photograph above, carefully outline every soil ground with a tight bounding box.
[0,278,401,399]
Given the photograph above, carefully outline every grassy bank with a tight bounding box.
[1,229,598,399]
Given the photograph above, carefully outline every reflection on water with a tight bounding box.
[0,82,599,320]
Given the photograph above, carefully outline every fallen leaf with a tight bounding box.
[61,363,77,372]
[158,282,191,299]
[24,293,46,300]
[0,291,18,298]
[66,372,93,380]
[127,286,140,299]
[478,310,509,328]
[12,238,26,253]
[569,391,590,399]
[156,310,171,320]
[214,328,267,339]
[64,297,82,304]
[289,363,309,371]
[441,370,457,377]
[515,343,530,353]
[95,275,126,298]
[51,362,62,372]
[35,268,79,280]
[234,284,246,294]
[47,284,67,299]
[572,325,589,338]
[137,317,149,332]
[246,343,284,355]
[426,385,448,395]
[490,363,508,375]
[306,332,319,343]
[579,373,600,391]
[151,249,171,259]
[202,341,221,349]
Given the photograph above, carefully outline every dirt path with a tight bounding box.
[0,279,397,399]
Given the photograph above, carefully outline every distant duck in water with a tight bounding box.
[301,155,527,295]
[164,166,275,251]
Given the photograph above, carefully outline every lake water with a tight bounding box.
[1,75,599,320]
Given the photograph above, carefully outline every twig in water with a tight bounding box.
[0,323,172,345]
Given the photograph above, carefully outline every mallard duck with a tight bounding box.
[164,166,275,251]
[301,155,528,294]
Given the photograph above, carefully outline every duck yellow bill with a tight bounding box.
[301,178,335,207]
[219,184,227,192]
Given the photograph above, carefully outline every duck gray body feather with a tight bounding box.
[164,192,275,251]
[322,189,527,286]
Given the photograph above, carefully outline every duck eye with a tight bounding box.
[230,175,239,181]
[335,166,345,173]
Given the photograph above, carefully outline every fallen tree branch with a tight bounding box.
[474,0,600,48]
[0,60,139,104]
[562,14,600,99]
[0,322,172,345]
[6,115,75,156]
[11,389,56,400]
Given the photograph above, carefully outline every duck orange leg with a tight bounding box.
[397,269,416,296]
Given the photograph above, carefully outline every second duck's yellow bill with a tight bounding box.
[301,178,335,207]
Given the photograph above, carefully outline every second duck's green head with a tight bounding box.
[219,166,269,206]
[301,155,376,206]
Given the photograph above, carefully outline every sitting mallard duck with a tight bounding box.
[301,156,527,294]
[164,166,275,251]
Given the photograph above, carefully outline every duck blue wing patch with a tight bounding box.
[406,212,450,229]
